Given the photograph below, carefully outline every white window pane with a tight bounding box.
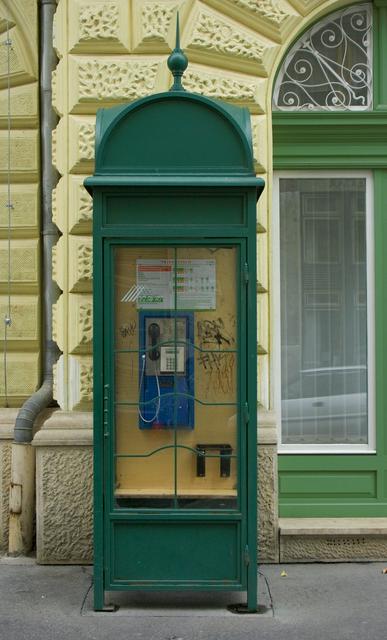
[280,178,369,445]
[273,4,372,111]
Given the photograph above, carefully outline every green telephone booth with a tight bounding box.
[85,40,264,612]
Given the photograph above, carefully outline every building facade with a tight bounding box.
[1,0,387,564]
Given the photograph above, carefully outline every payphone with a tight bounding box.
[138,312,194,429]
[85,28,264,613]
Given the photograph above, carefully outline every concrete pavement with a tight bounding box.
[0,558,386,640]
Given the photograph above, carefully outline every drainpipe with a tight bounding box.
[8,0,60,555]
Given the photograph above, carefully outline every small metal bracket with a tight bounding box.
[196,443,232,478]
[243,262,249,285]
[99,603,119,612]
[103,384,109,437]
[227,603,269,615]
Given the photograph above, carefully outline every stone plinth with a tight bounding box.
[0,410,17,553]
[32,411,93,564]
[258,409,279,563]
[280,518,387,562]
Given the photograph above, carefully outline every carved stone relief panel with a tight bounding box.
[68,236,93,293]
[68,0,131,53]
[68,117,96,174]
[184,63,266,112]
[68,56,163,113]
[132,0,185,52]
[68,294,93,354]
[35,447,93,563]
[68,176,93,235]
[202,0,299,42]
[185,5,278,75]
[68,355,93,411]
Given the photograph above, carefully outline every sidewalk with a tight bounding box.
[0,558,386,640]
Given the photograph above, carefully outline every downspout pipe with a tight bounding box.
[13,0,60,443]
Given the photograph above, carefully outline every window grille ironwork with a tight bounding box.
[273,4,372,111]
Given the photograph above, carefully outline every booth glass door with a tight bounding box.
[112,244,242,512]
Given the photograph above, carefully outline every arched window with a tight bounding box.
[272,2,387,516]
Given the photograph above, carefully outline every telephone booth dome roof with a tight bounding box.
[86,91,256,187]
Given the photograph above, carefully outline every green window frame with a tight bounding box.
[273,0,387,516]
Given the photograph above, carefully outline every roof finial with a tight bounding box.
[167,12,188,92]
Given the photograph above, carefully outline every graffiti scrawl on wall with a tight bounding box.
[196,316,236,395]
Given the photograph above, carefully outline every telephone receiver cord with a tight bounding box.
[138,353,161,423]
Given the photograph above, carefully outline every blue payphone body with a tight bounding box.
[138,311,194,429]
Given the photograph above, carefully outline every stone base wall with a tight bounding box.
[258,410,279,563]
[258,445,278,562]
[279,518,387,562]
[0,411,16,553]
[11,409,387,565]
[31,410,280,565]
[32,411,93,564]
[281,535,387,562]
[0,442,12,553]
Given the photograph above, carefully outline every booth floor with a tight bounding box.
[0,558,386,640]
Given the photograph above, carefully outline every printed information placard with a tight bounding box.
[135,259,216,310]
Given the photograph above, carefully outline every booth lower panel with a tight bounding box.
[108,520,243,588]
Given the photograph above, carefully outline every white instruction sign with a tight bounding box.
[136,259,216,310]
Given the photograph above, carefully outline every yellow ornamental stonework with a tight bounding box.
[68,56,163,113]
[257,232,269,294]
[68,236,93,293]
[52,118,67,176]
[203,0,299,42]
[68,0,131,53]
[258,292,269,356]
[251,115,268,173]
[183,64,266,113]
[53,0,297,409]
[52,177,66,234]
[53,0,66,59]
[68,116,96,174]
[184,5,278,75]
[68,294,93,354]
[287,0,328,17]
[52,236,65,293]
[132,0,185,52]
[52,295,65,354]
[67,355,93,410]
[51,0,350,411]
[68,176,93,234]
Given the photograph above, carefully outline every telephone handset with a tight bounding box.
[148,322,161,361]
